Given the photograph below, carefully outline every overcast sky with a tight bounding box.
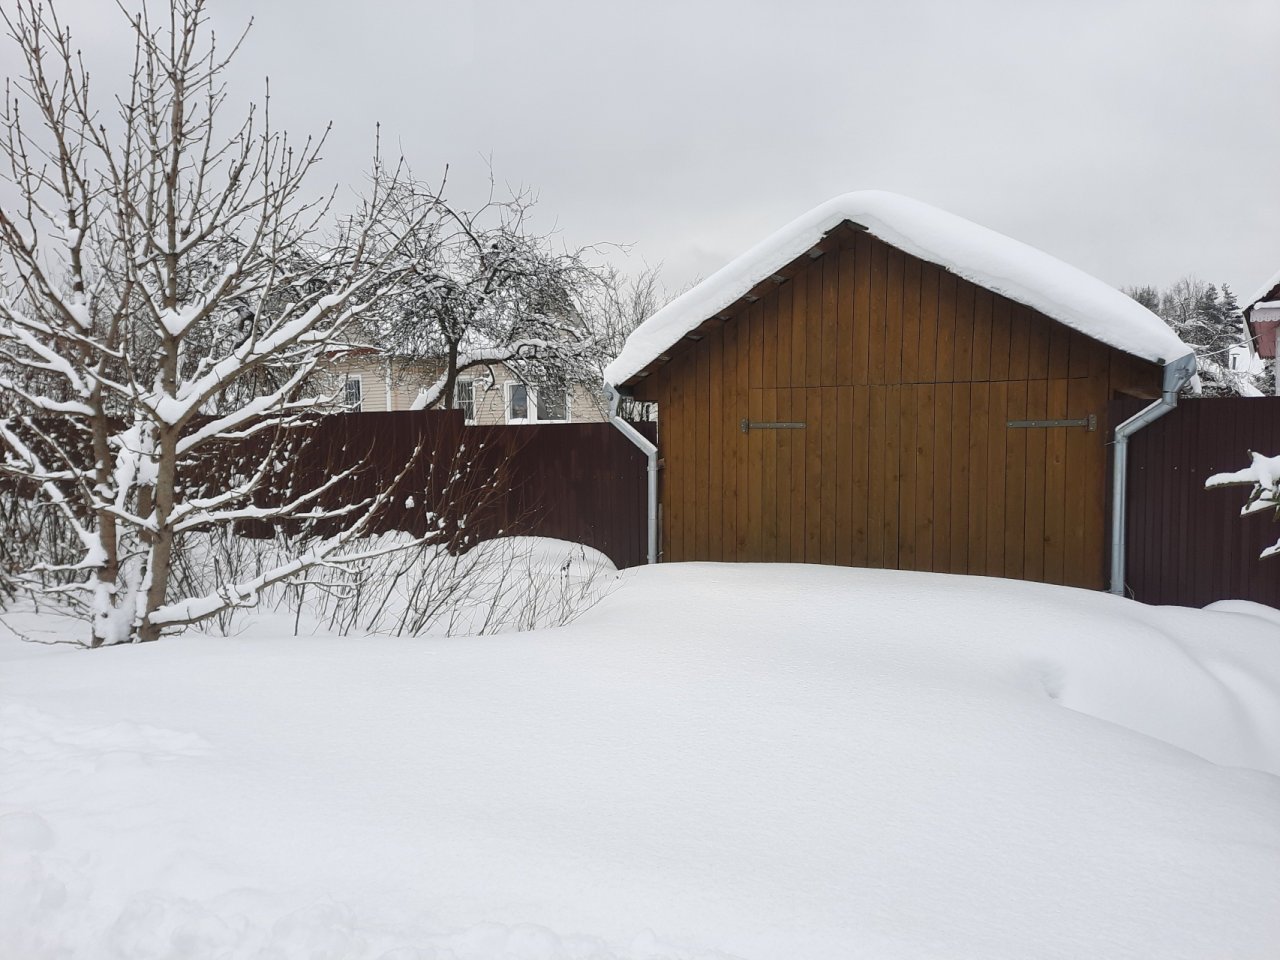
[53,0,1280,304]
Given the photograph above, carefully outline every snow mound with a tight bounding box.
[605,191,1193,385]
[1,564,1278,958]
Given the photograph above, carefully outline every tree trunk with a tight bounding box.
[442,339,460,410]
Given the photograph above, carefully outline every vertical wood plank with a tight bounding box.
[988,295,1011,382]
[884,248,905,386]
[1007,305,1031,383]
[916,262,939,383]
[806,387,824,561]
[777,281,793,388]
[966,382,989,574]
[822,251,839,387]
[707,327,724,561]
[790,386,807,563]
[836,384,853,566]
[1043,379,1069,584]
[776,386,793,562]
[762,290,778,390]
[851,384,870,566]
[898,383,918,570]
[821,385,838,564]
[695,339,710,558]
[723,317,740,561]
[952,281,975,383]
[867,385,887,567]
[1080,376,1106,589]
[1003,380,1028,580]
[1067,329,1090,379]
[900,257,922,384]
[935,271,957,383]
[852,236,871,385]
[683,345,698,559]
[931,383,952,571]
[666,353,686,561]
[883,385,902,568]
[949,383,971,572]
[1063,376,1095,587]
[792,262,808,390]
[1047,324,1071,381]
[913,384,935,571]
[761,387,778,560]
[1027,314,1051,382]
[838,244,857,386]
[1023,379,1048,582]
[807,256,824,388]
[868,239,888,385]
[970,288,993,382]
[984,380,1009,577]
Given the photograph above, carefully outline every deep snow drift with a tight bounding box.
[2,562,1279,959]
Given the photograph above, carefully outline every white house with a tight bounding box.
[321,349,608,424]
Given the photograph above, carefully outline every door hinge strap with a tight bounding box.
[1007,414,1096,431]
[741,419,807,433]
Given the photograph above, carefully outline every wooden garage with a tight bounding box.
[606,192,1193,589]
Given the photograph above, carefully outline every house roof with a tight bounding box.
[605,191,1192,386]
[1244,268,1280,316]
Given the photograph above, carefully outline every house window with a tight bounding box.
[538,390,568,421]
[454,379,476,423]
[507,383,530,421]
[504,383,571,423]
[344,376,363,411]
[1230,353,1240,371]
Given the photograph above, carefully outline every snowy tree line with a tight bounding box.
[0,0,660,645]
[1124,278,1268,396]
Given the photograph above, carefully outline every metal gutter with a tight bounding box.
[605,383,658,565]
[1108,352,1197,596]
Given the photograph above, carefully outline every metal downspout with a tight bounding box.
[605,383,658,564]
[1108,352,1197,596]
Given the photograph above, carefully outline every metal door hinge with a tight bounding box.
[741,419,807,433]
[1007,414,1096,431]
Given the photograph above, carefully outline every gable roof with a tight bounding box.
[605,191,1192,386]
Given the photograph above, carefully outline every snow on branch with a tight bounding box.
[0,0,447,645]
[1207,452,1280,558]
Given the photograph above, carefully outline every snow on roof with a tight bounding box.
[1244,267,1280,313]
[605,191,1192,385]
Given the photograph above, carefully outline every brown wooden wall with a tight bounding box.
[633,229,1162,589]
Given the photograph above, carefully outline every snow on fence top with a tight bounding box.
[605,191,1193,386]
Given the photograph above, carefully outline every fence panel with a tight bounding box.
[1117,397,1280,608]
[228,412,655,570]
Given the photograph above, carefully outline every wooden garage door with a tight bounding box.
[732,382,1101,585]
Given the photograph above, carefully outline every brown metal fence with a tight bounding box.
[1116,397,1280,608]
[223,412,655,569]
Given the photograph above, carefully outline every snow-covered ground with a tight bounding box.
[3,560,1280,959]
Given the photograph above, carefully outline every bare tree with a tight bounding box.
[0,0,424,644]
[364,171,604,412]
[1124,277,1258,397]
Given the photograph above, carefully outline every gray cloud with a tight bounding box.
[41,0,1280,301]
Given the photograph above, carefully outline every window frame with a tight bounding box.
[504,382,572,424]
[343,374,364,412]
[454,378,477,424]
